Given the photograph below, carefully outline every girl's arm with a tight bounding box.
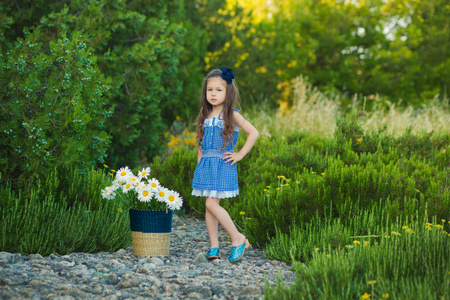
[197,145,203,164]
[223,111,259,166]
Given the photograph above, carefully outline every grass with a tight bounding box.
[247,76,450,139]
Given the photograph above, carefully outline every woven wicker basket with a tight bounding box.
[129,209,173,257]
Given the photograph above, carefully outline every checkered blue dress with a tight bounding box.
[191,112,239,199]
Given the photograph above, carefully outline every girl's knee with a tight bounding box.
[205,197,220,210]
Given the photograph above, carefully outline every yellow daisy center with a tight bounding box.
[126,183,131,189]
[159,191,165,197]
[151,182,157,187]
[120,171,127,176]
[142,172,147,176]
[168,195,175,202]
[143,191,149,197]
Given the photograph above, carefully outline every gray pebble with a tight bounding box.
[0,214,295,299]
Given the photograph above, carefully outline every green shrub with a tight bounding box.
[0,197,130,256]
[265,215,450,299]
[0,167,130,255]
[0,28,112,192]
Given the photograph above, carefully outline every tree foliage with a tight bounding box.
[0,29,112,189]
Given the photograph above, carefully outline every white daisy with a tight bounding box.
[165,190,183,210]
[137,185,154,202]
[121,182,133,193]
[138,167,151,179]
[101,186,116,200]
[155,187,170,203]
[116,166,132,181]
[112,179,124,187]
[128,176,141,188]
[147,178,160,192]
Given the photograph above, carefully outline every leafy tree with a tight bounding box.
[1,0,187,167]
[0,29,112,190]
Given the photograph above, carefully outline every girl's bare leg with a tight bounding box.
[205,207,219,248]
[205,196,246,247]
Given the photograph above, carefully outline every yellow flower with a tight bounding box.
[240,211,246,215]
[247,217,252,220]
[442,219,446,223]
[391,231,401,236]
[311,172,316,174]
[402,225,408,229]
[382,293,390,298]
[321,173,325,176]
[426,222,432,226]
[263,189,268,192]
[367,280,377,285]
[314,248,320,251]
[277,175,286,179]
[361,292,371,300]
[276,187,280,190]
[353,240,361,245]
[405,228,414,234]
[283,184,290,187]
[435,224,443,230]
[103,164,109,168]
[357,138,363,143]
[364,241,370,247]
[266,186,271,188]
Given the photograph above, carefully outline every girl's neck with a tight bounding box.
[209,105,224,117]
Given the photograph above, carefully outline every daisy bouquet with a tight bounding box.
[101,166,183,211]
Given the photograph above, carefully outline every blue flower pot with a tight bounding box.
[129,209,173,257]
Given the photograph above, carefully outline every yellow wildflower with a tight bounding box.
[364,241,370,247]
[402,225,408,229]
[353,240,361,245]
[321,173,325,176]
[442,219,446,223]
[435,224,443,230]
[382,293,390,298]
[240,211,246,215]
[405,228,414,234]
[391,231,401,236]
[426,222,432,226]
[263,189,268,192]
[367,280,377,285]
[103,164,109,168]
[311,172,316,174]
[357,138,363,143]
[276,187,280,190]
[361,292,371,300]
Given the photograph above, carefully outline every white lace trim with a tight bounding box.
[192,189,239,199]
[204,118,239,132]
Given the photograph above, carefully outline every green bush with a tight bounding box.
[0,168,130,255]
[0,28,112,191]
[149,112,449,248]
[265,215,450,299]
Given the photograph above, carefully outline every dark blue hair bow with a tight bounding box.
[220,67,235,84]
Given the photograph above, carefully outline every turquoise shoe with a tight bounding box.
[206,247,221,260]
[229,238,249,263]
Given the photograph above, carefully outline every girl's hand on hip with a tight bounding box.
[222,152,244,166]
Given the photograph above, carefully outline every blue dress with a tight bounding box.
[191,112,239,199]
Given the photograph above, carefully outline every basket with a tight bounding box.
[129,208,173,257]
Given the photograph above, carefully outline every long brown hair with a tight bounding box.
[196,69,240,149]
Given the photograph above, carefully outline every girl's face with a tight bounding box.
[206,77,227,109]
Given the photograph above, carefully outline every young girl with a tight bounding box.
[191,67,259,263]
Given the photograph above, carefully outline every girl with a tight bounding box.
[191,67,259,263]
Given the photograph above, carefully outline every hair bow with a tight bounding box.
[220,67,235,84]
